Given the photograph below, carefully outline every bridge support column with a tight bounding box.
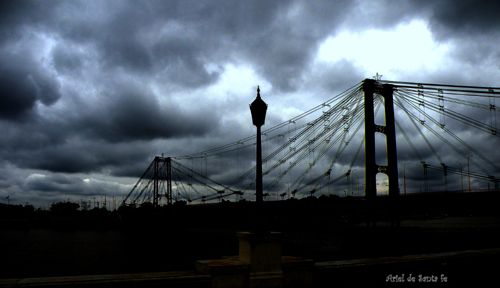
[363,79,399,198]
[363,79,377,199]
[383,84,399,198]
[153,156,173,207]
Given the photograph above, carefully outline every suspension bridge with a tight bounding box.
[121,79,500,207]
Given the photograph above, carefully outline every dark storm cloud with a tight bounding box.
[45,0,356,92]
[235,0,355,92]
[44,1,221,88]
[1,132,158,177]
[0,49,61,119]
[24,173,75,193]
[0,1,62,118]
[358,0,500,38]
[75,84,217,143]
[0,69,36,119]
[0,69,216,174]
[307,60,364,93]
[0,0,360,116]
[404,0,500,68]
[0,1,47,37]
[51,45,84,74]
[23,173,129,200]
[417,0,500,37]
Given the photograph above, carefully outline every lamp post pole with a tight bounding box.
[256,124,263,203]
[250,86,267,204]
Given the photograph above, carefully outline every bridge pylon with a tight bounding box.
[153,156,173,206]
[363,79,399,199]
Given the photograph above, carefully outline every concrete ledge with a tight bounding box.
[281,256,314,269]
[196,257,248,274]
[0,271,210,288]
[315,247,500,270]
[281,256,314,288]
[238,232,282,273]
[3,248,499,288]
[313,248,500,287]
[196,258,249,288]
[249,271,283,288]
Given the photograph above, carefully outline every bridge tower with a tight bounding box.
[153,156,173,206]
[363,79,399,199]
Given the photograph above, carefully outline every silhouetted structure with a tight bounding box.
[153,156,172,206]
[122,79,499,207]
[122,156,172,207]
[249,86,268,203]
[363,79,399,198]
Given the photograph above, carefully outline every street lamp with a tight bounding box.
[250,86,267,203]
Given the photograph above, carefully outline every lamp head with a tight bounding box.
[250,85,267,127]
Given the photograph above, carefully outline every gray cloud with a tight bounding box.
[49,0,356,92]
[52,45,85,74]
[23,172,130,203]
[75,85,217,143]
[419,0,500,38]
[406,0,500,71]
[0,49,61,119]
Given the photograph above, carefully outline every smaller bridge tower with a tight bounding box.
[153,156,172,206]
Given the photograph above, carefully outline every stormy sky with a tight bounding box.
[1,0,499,207]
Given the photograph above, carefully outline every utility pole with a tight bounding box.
[460,165,464,192]
[363,79,377,199]
[166,157,172,205]
[153,156,159,206]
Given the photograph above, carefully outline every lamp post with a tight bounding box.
[250,86,267,203]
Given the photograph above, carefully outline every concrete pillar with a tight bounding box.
[196,258,249,288]
[382,84,399,198]
[196,232,313,287]
[363,79,377,199]
[238,232,283,288]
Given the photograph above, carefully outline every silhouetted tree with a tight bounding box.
[50,201,80,215]
[174,200,187,206]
